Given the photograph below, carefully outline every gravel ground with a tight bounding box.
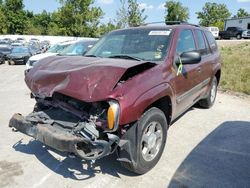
[0,63,250,188]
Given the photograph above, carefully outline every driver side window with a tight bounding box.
[176,29,196,55]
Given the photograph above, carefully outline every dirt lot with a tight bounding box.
[0,63,250,188]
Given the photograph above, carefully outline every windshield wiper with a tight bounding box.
[108,55,143,61]
[84,55,98,57]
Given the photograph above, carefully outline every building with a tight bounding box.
[224,16,250,30]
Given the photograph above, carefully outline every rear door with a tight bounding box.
[229,27,236,38]
[193,29,214,98]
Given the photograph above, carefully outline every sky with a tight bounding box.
[23,0,250,24]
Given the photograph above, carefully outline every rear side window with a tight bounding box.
[205,31,218,53]
[195,30,207,55]
[176,29,196,54]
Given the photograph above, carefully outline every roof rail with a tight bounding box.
[166,21,200,27]
[143,21,200,27]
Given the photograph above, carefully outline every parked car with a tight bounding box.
[9,23,221,174]
[0,40,10,46]
[2,38,12,45]
[28,43,42,55]
[7,46,32,65]
[26,40,77,70]
[0,46,12,60]
[0,52,4,64]
[11,42,23,47]
[40,40,51,52]
[219,27,245,39]
[58,39,98,56]
[30,38,40,43]
[16,37,26,45]
[242,30,250,39]
[206,27,219,39]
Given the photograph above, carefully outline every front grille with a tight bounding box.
[247,31,250,34]
[12,58,24,61]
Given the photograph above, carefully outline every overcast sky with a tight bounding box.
[23,0,250,24]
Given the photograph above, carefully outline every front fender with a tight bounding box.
[119,83,174,125]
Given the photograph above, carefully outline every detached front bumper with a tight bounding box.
[9,113,119,160]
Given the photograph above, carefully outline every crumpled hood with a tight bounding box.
[25,56,153,102]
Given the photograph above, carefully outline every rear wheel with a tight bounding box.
[8,60,15,65]
[236,34,241,40]
[120,107,168,174]
[199,76,218,108]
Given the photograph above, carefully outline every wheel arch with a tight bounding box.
[215,69,221,84]
[144,96,172,125]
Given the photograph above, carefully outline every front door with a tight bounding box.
[172,29,203,117]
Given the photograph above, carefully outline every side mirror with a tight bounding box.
[177,51,201,65]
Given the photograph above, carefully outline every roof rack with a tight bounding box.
[143,21,200,27]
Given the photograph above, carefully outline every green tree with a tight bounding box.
[56,0,103,37]
[196,2,231,27]
[116,0,147,28]
[3,0,27,34]
[213,20,224,31]
[116,0,128,28]
[236,8,249,18]
[0,7,7,34]
[32,11,52,35]
[98,20,117,36]
[164,0,189,22]
[127,0,147,27]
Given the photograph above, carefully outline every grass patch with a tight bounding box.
[219,42,250,95]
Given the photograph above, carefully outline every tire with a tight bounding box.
[120,107,168,174]
[236,34,241,40]
[8,61,15,65]
[33,102,49,112]
[199,76,218,108]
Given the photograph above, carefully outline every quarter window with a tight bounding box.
[176,29,196,54]
[205,31,218,53]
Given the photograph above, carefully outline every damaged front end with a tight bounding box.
[9,93,120,160]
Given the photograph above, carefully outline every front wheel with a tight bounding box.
[119,107,168,174]
[236,34,242,40]
[198,76,218,108]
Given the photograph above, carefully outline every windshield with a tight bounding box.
[60,41,95,56]
[0,47,11,52]
[12,47,29,53]
[86,28,172,61]
[47,43,71,53]
[0,41,8,45]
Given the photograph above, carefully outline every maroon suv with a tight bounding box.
[9,23,221,174]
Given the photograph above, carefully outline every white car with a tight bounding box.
[206,27,219,39]
[242,30,250,39]
[26,40,76,70]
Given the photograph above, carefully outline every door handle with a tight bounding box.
[197,67,202,73]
